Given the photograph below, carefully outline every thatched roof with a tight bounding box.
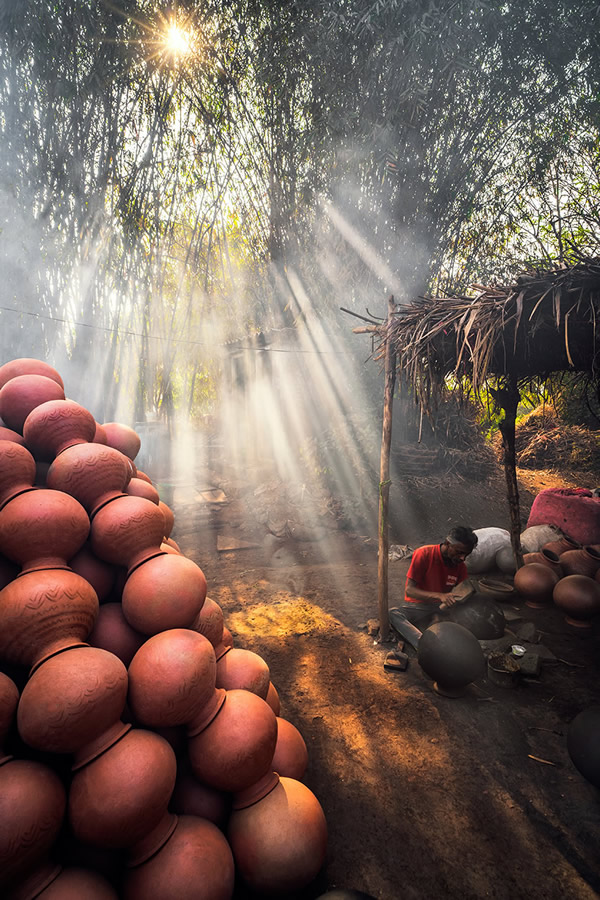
[371,257,600,401]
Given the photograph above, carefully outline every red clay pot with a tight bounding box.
[90,495,165,570]
[68,727,177,856]
[0,672,19,764]
[122,553,207,635]
[47,443,131,515]
[0,358,64,391]
[128,629,217,730]
[514,561,560,608]
[228,775,327,896]
[553,574,600,628]
[216,647,270,700]
[266,682,281,716]
[215,627,234,660]
[93,422,108,444]
[543,535,581,556]
[0,441,36,509]
[169,765,232,828]
[159,501,174,538]
[68,543,116,602]
[0,488,90,572]
[523,549,564,578]
[0,425,26,444]
[559,546,600,579]
[272,717,308,780]
[191,596,224,648]
[88,602,145,667]
[123,815,235,900]
[126,476,160,505]
[0,374,65,433]
[18,646,129,767]
[0,568,98,671]
[0,759,66,894]
[23,399,97,460]
[102,423,141,461]
[0,553,18,590]
[34,866,119,900]
[188,689,278,793]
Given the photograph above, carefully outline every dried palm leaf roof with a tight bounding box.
[381,257,600,402]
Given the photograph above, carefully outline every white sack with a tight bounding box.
[466,527,511,574]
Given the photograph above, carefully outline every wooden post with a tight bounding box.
[377,296,397,642]
[496,379,524,569]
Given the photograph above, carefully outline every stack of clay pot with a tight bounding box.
[514,530,600,628]
[0,357,326,899]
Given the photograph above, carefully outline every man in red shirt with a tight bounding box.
[389,525,478,644]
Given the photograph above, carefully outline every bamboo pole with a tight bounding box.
[495,379,524,569]
[377,296,397,642]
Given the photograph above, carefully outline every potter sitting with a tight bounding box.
[389,526,478,645]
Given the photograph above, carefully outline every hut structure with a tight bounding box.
[348,257,600,639]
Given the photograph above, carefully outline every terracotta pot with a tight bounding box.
[0,425,26,445]
[160,541,180,555]
[559,546,600,579]
[0,374,65,433]
[215,627,234,660]
[523,549,564,578]
[188,689,278,793]
[123,815,235,900]
[23,399,96,460]
[169,766,232,828]
[272,717,308,780]
[162,536,181,552]
[228,775,327,896]
[88,602,145,667]
[93,422,108,444]
[68,543,116,602]
[0,358,64,391]
[215,647,270,699]
[266,682,281,716]
[477,577,516,604]
[0,441,36,509]
[90,495,165,570]
[543,535,581,556]
[102,423,141,461]
[159,501,174,538]
[513,562,560,608]
[417,622,485,697]
[35,460,50,486]
[122,553,207,635]
[128,629,217,730]
[447,595,506,640]
[0,488,90,572]
[126,477,159,505]
[0,567,98,671]
[553,574,600,628]
[68,727,177,857]
[47,443,131,515]
[567,706,600,788]
[34,866,119,900]
[0,672,19,764]
[190,597,224,648]
[17,646,129,767]
[0,553,19,590]
[0,759,66,893]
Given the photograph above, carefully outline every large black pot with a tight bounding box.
[418,621,485,696]
[448,594,506,639]
[567,706,600,787]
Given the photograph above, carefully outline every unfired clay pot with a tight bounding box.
[23,399,97,460]
[128,629,217,730]
[567,706,600,788]
[0,374,65,432]
[102,423,141,461]
[123,815,235,900]
[215,647,271,699]
[17,646,129,768]
[0,441,36,509]
[188,689,278,793]
[88,602,145,667]
[271,717,308,780]
[228,774,327,896]
[191,596,224,648]
[417,621,485,696]
[47,443,131,515]
[0,358,64,391]
[513,561,560,608]
[122,553,207,634]
[553,574,600,627]
[559,546,600,579]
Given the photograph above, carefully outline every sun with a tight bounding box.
[163,22,192,59]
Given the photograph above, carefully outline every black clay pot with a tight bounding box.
[417,622,485,697]
[567,706,600,788]
[448,595,505,639]
[317,892,377,900]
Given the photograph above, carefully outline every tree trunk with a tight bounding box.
[497,380,524,569]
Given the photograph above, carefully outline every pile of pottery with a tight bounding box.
[0,358,326,899]
[514,533,600,627]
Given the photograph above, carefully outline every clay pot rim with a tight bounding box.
[30,641,91,676]
[127,812,178,868]
[0,485,37,513]
[126,549,169,578]
[232,771,280,809]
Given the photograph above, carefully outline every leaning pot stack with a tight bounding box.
[0,357,327,900]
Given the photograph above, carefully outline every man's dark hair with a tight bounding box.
[446,525,478,550]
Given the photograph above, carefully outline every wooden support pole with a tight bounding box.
[496,379,524,569]
[377,296,397,642]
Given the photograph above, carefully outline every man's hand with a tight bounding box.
[438,593,458,611]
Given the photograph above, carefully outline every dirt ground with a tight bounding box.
[162,462,600,900]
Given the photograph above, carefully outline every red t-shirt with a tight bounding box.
[404,544,468,604]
